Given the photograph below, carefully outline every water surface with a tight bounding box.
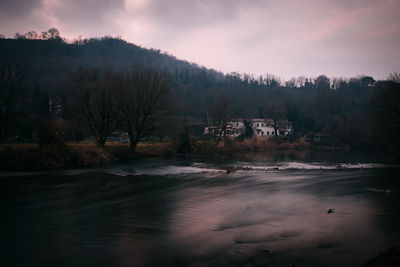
[1,155,399,266]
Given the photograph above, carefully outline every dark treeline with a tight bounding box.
[0,30,399,158]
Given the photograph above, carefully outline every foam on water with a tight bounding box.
[1,161,396,177]
[105,165,224,177]
[232,162,394,172]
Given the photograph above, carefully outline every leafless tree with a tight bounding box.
[0,62,26,141]
[371,78,400,157]
[14,32,25,39]
[205,92,231,146]
[316,75,330,90]
[113,68,171,152]
[47,28,60,39]
[285,77,296,88]
[41,31,48,40]
[25,31,40,40]
[265,99,287,136]
[389,71,400,83]
[74,68,120,146]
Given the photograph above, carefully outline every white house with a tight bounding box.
[251,119,293,137]
[225,120,246,137]
[203,118,293,138]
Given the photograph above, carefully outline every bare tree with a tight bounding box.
[206,92,231,146]
[371,78,400,158]
[285,77,296,88]
[389,72,400,83]
[113,68,171,153]
[74,68,119,146]
[25,31,40,40]
[265,99,287,136]
[315,75,330,90]
[47,28,60,39]
[41,31,48,40]
[14,32,25,39]
[0,62,26,142]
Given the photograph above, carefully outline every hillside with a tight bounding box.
[1,36,399,155]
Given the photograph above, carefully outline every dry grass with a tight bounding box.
[231,137,311,152]
[0,143,113,171]
[0,138,312,171]
[103,142,174,159]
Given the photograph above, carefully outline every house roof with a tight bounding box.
[251,118,275,123]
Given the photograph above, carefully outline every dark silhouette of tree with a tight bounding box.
[174,123,195,154]
[205,92,231,146]
[0,62,27,142]
[14,32,25,39]
[361,76,375,87]
[389,72,400,83]
[47,28,60,39]
[152,119,175,142]
[265,99,287,136]
[113,68,171,152]
[371,77,400,159]
[74,68,119,146]
[235,120,253,141]
[285,77,296,88]
[25,31,40,40]
[41,31,48,40]
[315,75,330,90]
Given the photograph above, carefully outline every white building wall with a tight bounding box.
[203,119,292,138]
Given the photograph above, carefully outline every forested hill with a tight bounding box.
[0,36,223,93]
[0,36,228,119]
[0,35,399,153]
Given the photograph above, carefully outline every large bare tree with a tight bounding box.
[74,68,120,146]
[113,68,171,153]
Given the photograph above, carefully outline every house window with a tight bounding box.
[257,123,259,127]
[261,131,264,136]
[267,131,269,135]
[236,122,239,126]
[272,132,274,135]
[261,123,264,127]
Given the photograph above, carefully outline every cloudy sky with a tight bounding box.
[1,0,399,79]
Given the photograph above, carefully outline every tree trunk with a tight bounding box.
[128,134,139,153]
[273,119,278,137]
[96,137,106,147]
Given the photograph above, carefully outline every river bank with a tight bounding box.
[0,140,387,171]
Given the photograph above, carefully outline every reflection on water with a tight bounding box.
[1,156,400,266]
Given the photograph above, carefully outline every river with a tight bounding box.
[1,152,399,266]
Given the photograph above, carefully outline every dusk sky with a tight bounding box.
[1,0,399,79]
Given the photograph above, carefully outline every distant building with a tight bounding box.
[203,118,293,138]
[107,132,129,143]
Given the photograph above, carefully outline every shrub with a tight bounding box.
[37,119,67,150]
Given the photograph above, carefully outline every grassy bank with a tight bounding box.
[0,144,111,171]
[0,138,361,171]
[0,142,176,171]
